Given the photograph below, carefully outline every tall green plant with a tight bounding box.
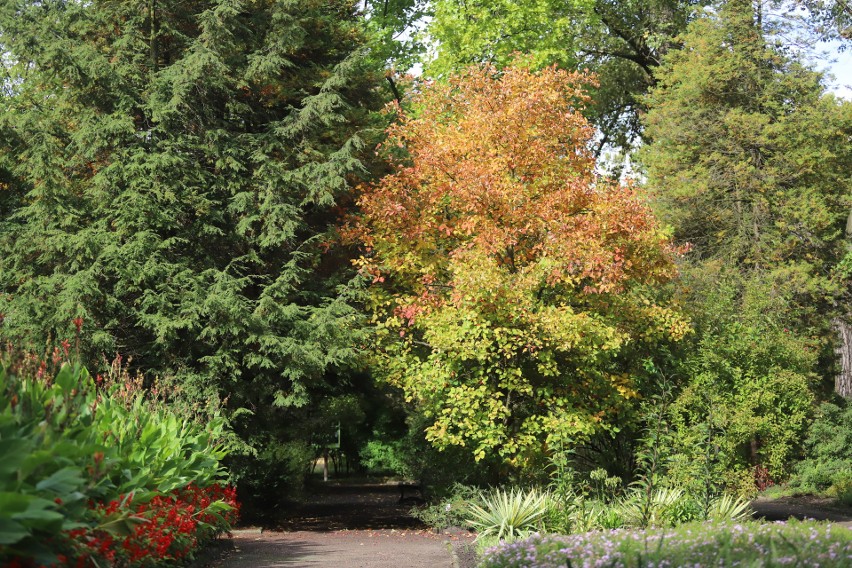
[640,0,852,399]
[640,0,847,490]
[790,401,852,496]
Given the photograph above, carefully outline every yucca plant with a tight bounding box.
[707,493,752,521]
[467,487,549,543]
[619,486,688,528]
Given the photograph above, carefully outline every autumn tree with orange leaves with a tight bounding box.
[348,64,688,469]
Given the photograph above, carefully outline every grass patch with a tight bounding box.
[479,520,852,567]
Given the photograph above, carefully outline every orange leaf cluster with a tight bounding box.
[351,63,676,310]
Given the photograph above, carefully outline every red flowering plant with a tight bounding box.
[54,485,238,567]
[0,339,239,568]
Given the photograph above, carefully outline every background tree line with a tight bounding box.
[1,0,850,513]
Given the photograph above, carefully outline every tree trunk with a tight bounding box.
[323,449,329,482]
[833,317,852,399]
[838,207,852,400]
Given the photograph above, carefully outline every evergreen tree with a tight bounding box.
[642,0,852,275]
[639,0,852,485]
[0,0,384,495]
[641,0,852,335]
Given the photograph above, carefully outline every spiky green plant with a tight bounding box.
[707,493,752,521]
[619,486,687,528]
[467,488,549,543]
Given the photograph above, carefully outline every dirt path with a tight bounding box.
[213,528,458,568]
[751,496,852,528]
[209,483,475,568]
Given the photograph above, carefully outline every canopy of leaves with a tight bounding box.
[794,0,852,41]
[639,0,852,486]
[348,63,688,468]
[364,0,431,73]
[642,0,852,289]
[426,0,705,153]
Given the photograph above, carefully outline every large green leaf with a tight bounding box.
[0,518,29,545]
[53,364,78,393]
[0,438,30,478]
[12,508,64,533]
[0,492,34,514]
[35,466,84,495]
[97,515,149,537]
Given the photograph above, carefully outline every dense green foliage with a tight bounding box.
[639,0,852,493]
[0,349,236,566]
[790,401,852,498]
[413,473,752,548]
[661,269,818,493]
[1,0,851,535]
[642,1,852,274]
[0,0,388,504]
[427,0,702,152]
[0,0,379,395]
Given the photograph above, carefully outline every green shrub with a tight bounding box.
[479,520,852,568]
[619,486,690,528]
[543,463,627,534]
[359,439,412,477]
[706,493,752,522]
[662,269,817,496]
[411,483,482,530]
[546,496,623,534]
[791,401,852,496]
[232,438,314,514]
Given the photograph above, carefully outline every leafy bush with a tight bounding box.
[411,483,482,530]
[544,466,625,534]
[540,456,752,535]
[0,348,238,566]
[619,486,691,528]
[663,269,817,496]
[479,520,852,568]
[790,401,852,497]
[359,439,411,477]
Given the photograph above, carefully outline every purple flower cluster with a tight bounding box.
[479,521,852,568]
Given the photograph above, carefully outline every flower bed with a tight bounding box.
[0,347,239,567]
[479,520,852,567]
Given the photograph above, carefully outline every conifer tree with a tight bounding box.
[0,0,383,486]
[639,0,852,486]
[643,0,852,274]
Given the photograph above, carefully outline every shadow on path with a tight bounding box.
[751,496,852,528]
[210,483,471,568]
[272,482,427,531]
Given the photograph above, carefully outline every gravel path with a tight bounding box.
[211,528,463,568]
[751,496,852,528]
[208,483,475,568]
